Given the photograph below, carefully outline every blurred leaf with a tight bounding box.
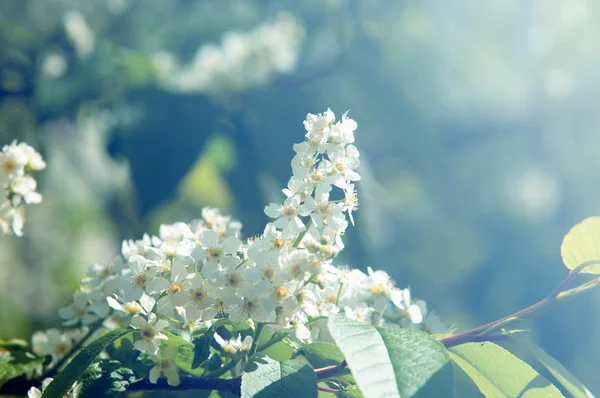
[178,156,232,208]
[0,351,44,389]
[241,359,317,398]
[0,20,40,49]
[328,314,452,398]
[511,334,595,398]
[449,342,564,397]
[42,327,133,398]
[205,134,237,172]
[561,217,600,274]
[111,48,156,87]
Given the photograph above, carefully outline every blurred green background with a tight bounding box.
[1,0,599,393]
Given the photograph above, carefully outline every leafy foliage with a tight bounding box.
[512,334,594,398]
[0,351,44,389]
[295,342,345,368]
[42,327,133,398]
[328,314,452,398]
[79,360,140,398]
[241,358,317,398]
[449,342,564,397]
[561,216,600,274]
[162,331,204,377]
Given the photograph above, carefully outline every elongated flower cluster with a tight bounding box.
[29,109,446,387]
[0,141,46,236]
[153,13,304,93]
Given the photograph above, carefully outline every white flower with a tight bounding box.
[63,10,95,58]
[0,141,28,181]
[345,303,372,323]
[18,142,46,171]
[304,109,335,135]
[391,288,426,325]
[328,111,357,145]
[122,255,163,301]
[367,267,394,296]
[197,229,241,270]
[58,291,102,326]
[28,378,81,398]
[149,348,181,386]
[343,183,359,225]
[107,297,145,318]
[31,329,73,363]
[176,274,215,321]
[228,284,274,323]
[214,333,253,354]
[0,141,44,236]
[121,234,155,260]
[131,313,169,354]
[0,201,24,236]
[264,196,310,236]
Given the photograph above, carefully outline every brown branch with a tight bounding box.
[126,377,241,395]
[440,261,600,348]
[314,360,347,380]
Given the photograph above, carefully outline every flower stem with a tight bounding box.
[250,323,265,356]
[314,360,347,380]
[293,219,312,248]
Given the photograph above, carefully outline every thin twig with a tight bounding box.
[315,360,347,380]
[127,376,241,395]
[440,260,600,348]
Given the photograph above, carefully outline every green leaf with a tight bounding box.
[561,217,600,274]
[376,327,452,397]
[511,335,594,398]
[162,331,204,376]
[328,315,452,398]
[296,342,345,368]
[191,318,234,370]
[241,359,318,398]
[0,351,44,389]
[449,342,564,397]
[42,327,133,398]
[79,359,140,398]
[192,332,213,369]
[0,339,29,350]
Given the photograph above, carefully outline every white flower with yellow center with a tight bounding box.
[31,329,73,364]
[131,313,169,354]
[264,196,313,237]
[214,333,252,354]
[390,288,426,325]
[149,347,181,386]
[58,290,102,326]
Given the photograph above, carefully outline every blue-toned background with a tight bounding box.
[1,0,599,392]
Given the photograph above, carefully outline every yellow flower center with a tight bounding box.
[270,238,285,250]
[262,266,274,281]
[141,326,156,340]
[208,247,222,261]
[193,289,206,303]
[1,159,16,173]
[168,283,183,295]
[273,286,287,301]
[134,274,148,287]
[226,273,240,288]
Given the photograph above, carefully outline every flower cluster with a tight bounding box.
[153,13,304,94]
[0,141,46,236]
[28,109,446,388]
